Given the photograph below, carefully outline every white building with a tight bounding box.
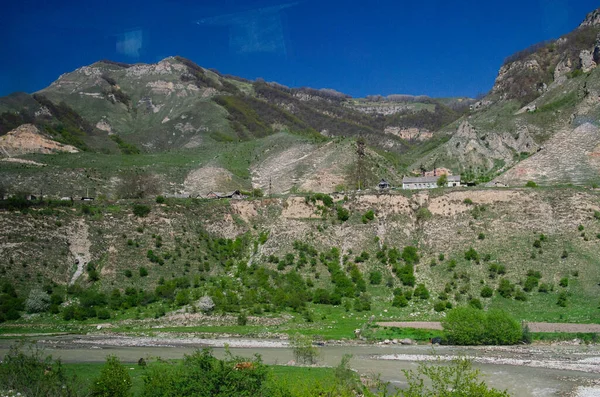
[402,175,461,190]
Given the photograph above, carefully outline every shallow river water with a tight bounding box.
[1,336,598,396]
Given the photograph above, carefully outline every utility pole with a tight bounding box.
[356,137,365,190]
[269,177,272,198]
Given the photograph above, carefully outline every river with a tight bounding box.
[1,335,599,396]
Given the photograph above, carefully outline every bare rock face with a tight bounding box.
[580,50,597,73]
[594,33,600,64]
[0,124,79,157]
[554,58,573,80]
[579,8,600,28]
[384,127,433,141]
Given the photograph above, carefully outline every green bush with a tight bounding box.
[484,310,523,345]
[369,271,382,285]
[559,277,569,287]
[91,355,132,397]
[464,247,479,262]
[336,206,350,222]
[0,344,82,397]
[557,291,568,307]
[416,207,432,221]
[433,301,447,312]
[133,204,151,217]
[392,294,409,307]
[400,357,509,397]
[142,348,271,396]
[155,196,165,204]
[497,279,514,298]
[525,181,538,188]
[414,284,430,300]
[441,307,487,345]
[139,267,148,277]
[442,307,522,345]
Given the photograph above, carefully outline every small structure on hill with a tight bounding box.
[206,190,246,200]
[402,175,461,190]
[378,179,391,190]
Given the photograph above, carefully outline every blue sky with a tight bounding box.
[1,0,598,98]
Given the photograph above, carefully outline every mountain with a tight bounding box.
[412,8,600,185]
[0,57,470,196]
[2,7,600,198]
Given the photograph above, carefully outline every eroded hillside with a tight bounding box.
[1,187,599,324]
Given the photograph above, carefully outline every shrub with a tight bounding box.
[139,267,148,277]
[538,283,550,293]
[416,207,432,221]
[464,247,479,262]
[433,301,447,312]
[468,298,483,310]
[561,250,568,259]
[25,289,51,313]
[132,204,151,217]
[525,181,537,188]
[514,289,527,301]
[436,174,448,187]
[414,283,430,300]
[443,307,522,346]
[362,210,375,224]
[336,206,350,222]
[578,224,584,231]
[0,345,82,396]
[91,355,132,397]
[557,291,568,307]
[559,277,569,287]
[401,357,509,397]
[124,270,132,278]
[442,307,487,345]
[392,294,409,307]
[198,296,215,313]
[497,279,514,298]
[369,271,382,285]
[484,310,522,345]
[480,285,494,298]
[478,233,486,240]
[290,334,319,365]
[594,210,600,220]
[523,276,539,292]
[463,198,473,205]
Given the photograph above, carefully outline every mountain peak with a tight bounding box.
[579,7,600,28]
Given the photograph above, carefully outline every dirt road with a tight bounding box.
[376,321,600,333]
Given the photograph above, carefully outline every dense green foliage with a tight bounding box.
[400,357,509,397]
[442,307,523,345]
[0,344,82,397]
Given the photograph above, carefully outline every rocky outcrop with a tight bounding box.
[384,127,433,141]
[580,50,597,73]
[493,59,541,94]
[438,121,537,170]
[554,58,572,80]
[0,124,79,157]
[594,33,600,64]
[579,8,600,28]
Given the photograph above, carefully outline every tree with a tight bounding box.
[437,174,448,187]
[25,289,51,313]
[91,355,132,397]
[198,296,215,313]
[400,356,509,397]
[442,307,486,345]
[289,333,319,365]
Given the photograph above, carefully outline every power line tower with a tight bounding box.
[356,137,366,190]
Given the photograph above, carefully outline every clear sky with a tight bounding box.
[1,0,598,98]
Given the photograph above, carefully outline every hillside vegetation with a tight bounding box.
[1,187,599,335]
